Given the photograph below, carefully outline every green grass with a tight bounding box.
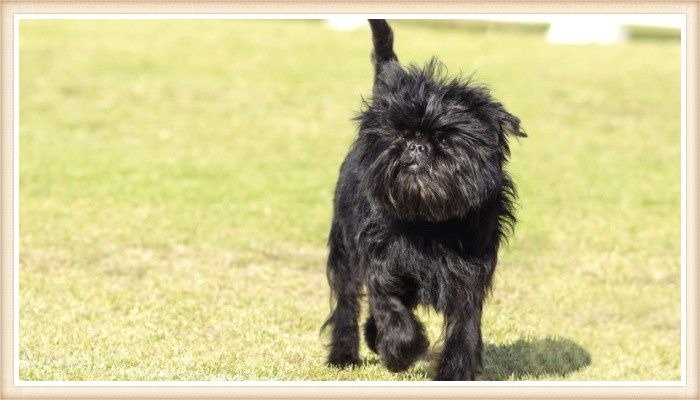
[19,20,681,381]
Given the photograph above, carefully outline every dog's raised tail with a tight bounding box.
[369,19,398,76]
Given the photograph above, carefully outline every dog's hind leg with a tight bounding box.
[324,222,362,368]
[363,313,378,354]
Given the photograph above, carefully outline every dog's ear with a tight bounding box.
[485,101,527,141]
[480,101,526,159]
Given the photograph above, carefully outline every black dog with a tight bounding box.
[323,19,525,381]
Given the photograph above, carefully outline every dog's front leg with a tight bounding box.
[367,273,428,373]
[434,298,483,381]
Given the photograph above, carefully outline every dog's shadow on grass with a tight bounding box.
[363,336,591,380]
[480,336,591,380]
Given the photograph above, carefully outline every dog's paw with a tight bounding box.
[433,361,479,381]
[378,325,429,372]
[326,352,361,369]
[433,369,477,381]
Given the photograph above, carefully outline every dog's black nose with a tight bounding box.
[407,142,426,156]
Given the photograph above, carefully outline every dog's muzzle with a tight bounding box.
[403,141,431,172]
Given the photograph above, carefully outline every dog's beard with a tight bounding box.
[361,143,502,222]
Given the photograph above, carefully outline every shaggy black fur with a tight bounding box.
[323,19,525,381]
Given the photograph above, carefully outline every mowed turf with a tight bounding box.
[19,20,681,381]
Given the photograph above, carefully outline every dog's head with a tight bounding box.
[355,59,525,222]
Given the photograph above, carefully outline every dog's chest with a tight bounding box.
[359,218,494,309]
[398,233,487,305]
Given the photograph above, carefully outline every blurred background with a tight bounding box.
[327,15,683,44]
[19,17,681,381]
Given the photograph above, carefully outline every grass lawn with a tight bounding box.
[19,20,681,381]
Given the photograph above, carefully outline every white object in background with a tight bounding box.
[546,16,629,44]
[326,17,366,31]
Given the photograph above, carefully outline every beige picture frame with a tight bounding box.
[1,1,697,398]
